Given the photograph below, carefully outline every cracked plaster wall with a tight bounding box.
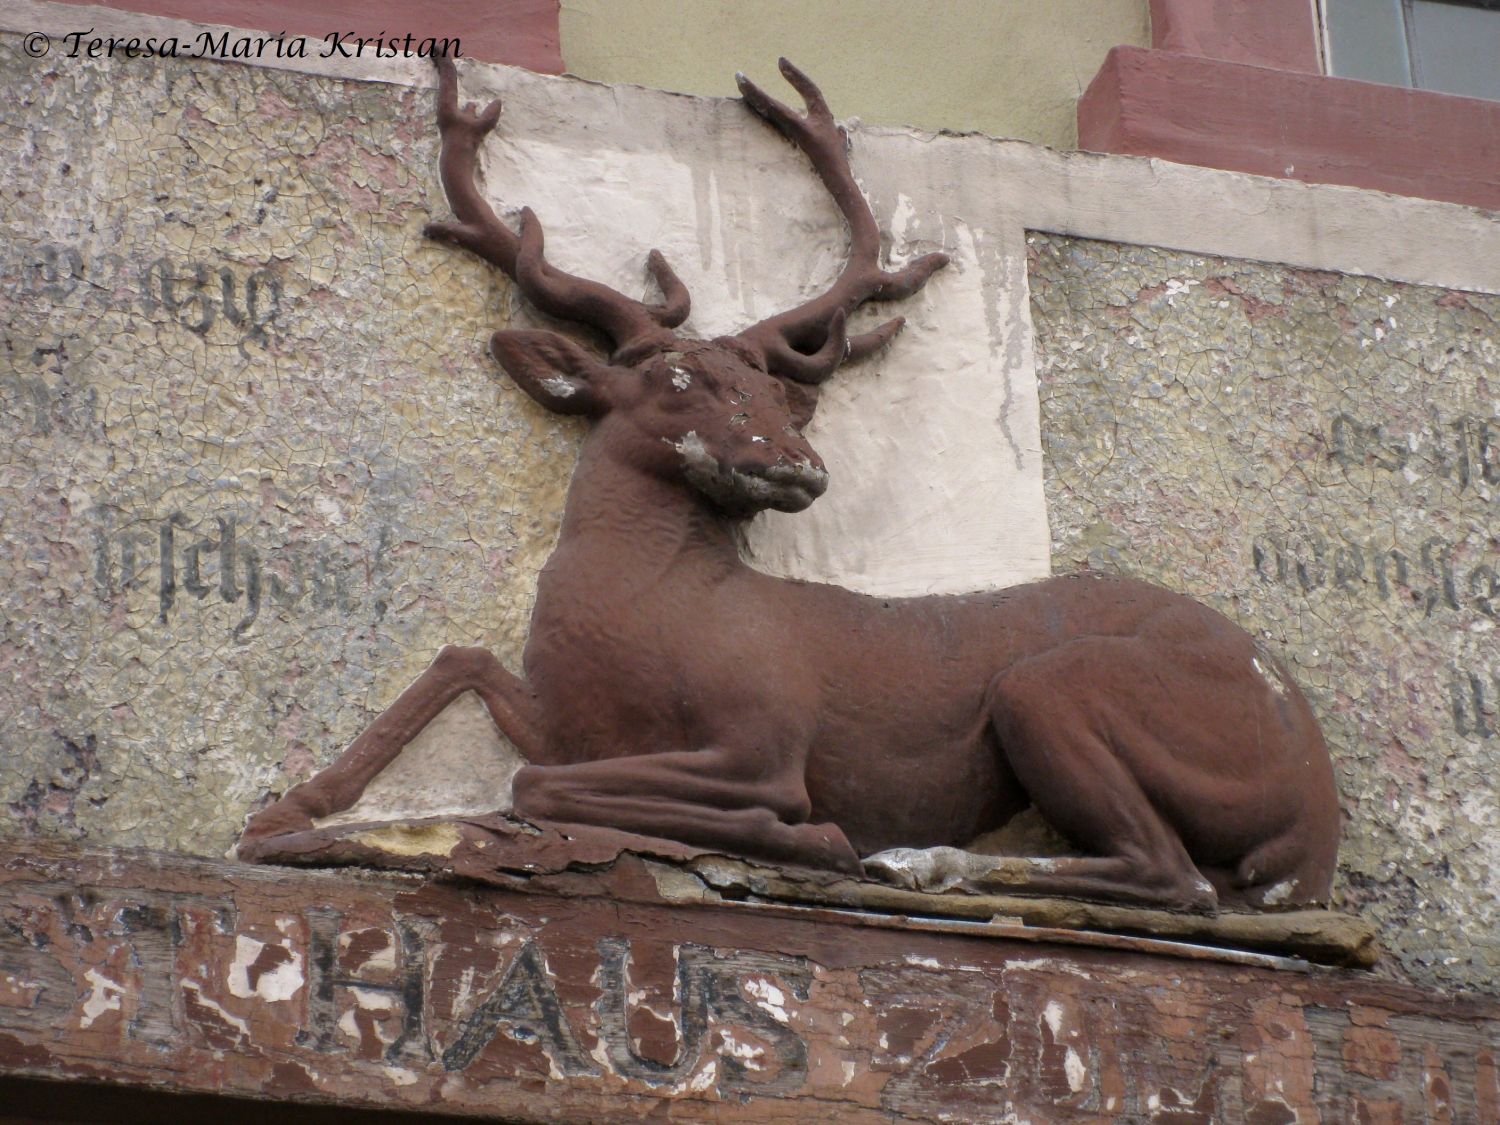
[1,54,578,856]
[1031,234,1500,993]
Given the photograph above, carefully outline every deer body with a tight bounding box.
[242,58,1340,912]
[510,339,1338,908]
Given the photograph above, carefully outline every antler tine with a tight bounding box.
[423,53,688,359]
[734,59,948,384]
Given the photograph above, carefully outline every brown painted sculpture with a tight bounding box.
[243,57,1340,912]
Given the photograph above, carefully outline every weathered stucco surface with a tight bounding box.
[0,54,579,855]
[1031,233,1500,993]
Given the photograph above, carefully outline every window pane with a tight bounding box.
[1410,1,1500,99]
[1324,0,1414,85]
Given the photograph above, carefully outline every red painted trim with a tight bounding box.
[1150,0,1321,74]
[44,0,563,73]
[1080,46,1500,212]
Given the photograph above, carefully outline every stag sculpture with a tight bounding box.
[243,57,1340,912]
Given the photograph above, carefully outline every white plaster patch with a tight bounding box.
[1261,880,1297,906]
[227,934,304,1002]
[340,988,401,1047]
[180,981,250,1037]
[452,965,478,1015]
[340,932,396,972]
[718,1030,766,1069]
[1043,1000,1064,1037]
[353,985,396,1012]
[744,976,789,1023]
[79,968,124,1028]
[317,687,525,828]
[1064,1046,1087,1093]
[383,1066,419,1086]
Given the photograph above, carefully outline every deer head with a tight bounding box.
[425,56,947,516]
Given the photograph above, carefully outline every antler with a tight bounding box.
[734,59,949,384]
[423,54,690,360]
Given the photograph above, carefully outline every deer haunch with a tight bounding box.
[511,556,1338,911]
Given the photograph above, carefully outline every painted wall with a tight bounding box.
[559,0,1151,148]
[6,4,1500,999]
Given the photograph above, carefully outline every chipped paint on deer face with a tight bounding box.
[667,431,828,514]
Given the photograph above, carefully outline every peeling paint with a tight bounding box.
[226,934,303,1002]
[182,979,251,1037]
[78,967,123,1028]
[744,976,790,1024]
[1042,999,1064,1037]
[0,838,1456,1123]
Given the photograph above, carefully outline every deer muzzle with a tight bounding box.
[673,431,828,514]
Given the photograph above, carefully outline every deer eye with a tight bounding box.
[730,388,751,404]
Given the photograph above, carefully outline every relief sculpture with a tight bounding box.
[241,57,1341,915]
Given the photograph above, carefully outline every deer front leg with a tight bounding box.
[512,748,861,875]
[241,646,541,846]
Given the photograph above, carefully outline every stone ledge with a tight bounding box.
[1079,45,1500,211]
[3,839,1496,1122]
[241,813,1379,970]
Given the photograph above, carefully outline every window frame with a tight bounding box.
[1320,0,1500,95]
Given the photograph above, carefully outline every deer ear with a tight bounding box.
[783,379,820,432]
[490,330,615,416]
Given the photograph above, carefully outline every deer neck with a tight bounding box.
[548,428,746,591]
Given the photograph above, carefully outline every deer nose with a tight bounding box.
[763,460,829,500]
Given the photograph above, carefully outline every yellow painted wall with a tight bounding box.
[560,0,1150,148]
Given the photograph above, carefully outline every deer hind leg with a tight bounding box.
[872,643,1220,910]
[1222,827,1334,909]
[512,748,862,875]
[241,645,541,844]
